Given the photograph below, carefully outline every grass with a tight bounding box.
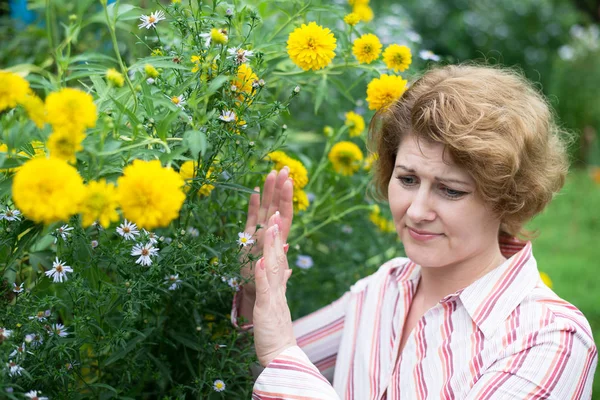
[527,168,600,396]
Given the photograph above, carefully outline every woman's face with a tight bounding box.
[388,135,502,269]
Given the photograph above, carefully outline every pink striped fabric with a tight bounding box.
[234,238,597,399]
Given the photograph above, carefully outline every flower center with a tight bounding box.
[56,265,63,273]
[394,54,404,64]
[141,248,149,256]
[307,37,316,49]
[363,44,372,53]
[148,16,156,23]
[171,96,180,104]
[123,227,130,233]
[240,237,247,243]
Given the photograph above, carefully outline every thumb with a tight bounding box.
[254,257,270,308]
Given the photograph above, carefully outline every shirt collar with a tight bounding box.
[393,237,540,338]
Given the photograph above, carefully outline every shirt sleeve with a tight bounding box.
[253,346,341,400]
[464,323,598,400]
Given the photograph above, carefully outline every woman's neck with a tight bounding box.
[416,248,507,311]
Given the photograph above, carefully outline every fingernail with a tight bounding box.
[283,243,289,253]
[254,186,260,192]
[283,165,290,171]
[259,257,265,270]
[274,211,281,225]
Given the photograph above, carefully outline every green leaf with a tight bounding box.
[314,74,328,114]
[183,130,207,159]
[167,331,202,351]
[103,330,150,366]
[111,95,141,126]
[205,75,230,98]
[155,111,181,140]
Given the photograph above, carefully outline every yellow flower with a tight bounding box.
[151,48,164,57]
[117,159,186,229]
[45,88,97,133]
[363,152,378,171]
[266,151,309,189]
[287,22,337,71]
[366,74,407,110]
[20,93,46,128]
[191,55,202,73]
[353,4,374,22]
[106,68,125,87]
[0,71,29,112]
[328,141,364,176]
[234,64,258,102]
[80,180,120,228]
[352,33,382,64]
[210,28,228,45]
[171,0,181,3]
[348,0,369,6]
[47,130,85,163]
[293,188,309,212]
[12,157,85,224]
[323,126,334,137]
[344,111,365,137]
[369,204,395,233]
[383,44,412,72]
[540,272,553,289]
[179,160,215,197]
[343,13,360,26]
[144,64,160,78]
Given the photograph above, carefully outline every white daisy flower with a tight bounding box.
[9,342,26,359]
[296,255,314,269]
[91,240,99,248]
[54,224,74,243]
[0,207,21,221]
[49,323,69,337]
[227,47,254,64]
[7,361,24,376]
[143,229,158,245]
[116,219,140,240]
[138,10,166,29]
[45,257,73,283]
[12,282,24,293]
[236,232,254,247]
[131,242,159,266]
[186,227,199,237]
[170,94,186,108]
[25,333,43,348]
[28,310,50,322]
[419,49,441,61]
[165,274,182,290]
[227,277,240,292]
[0,327,12,341]
[219,110,236,122]
[25,390,49,400]
[146,77,155,85]
[213,379,226,392]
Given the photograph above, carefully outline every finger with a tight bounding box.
[258,171,277,224]
[254,257,270,308]
[264,220,288,290]
[245,186,261,233]
[279,178,294,242]
[266,167,289,220]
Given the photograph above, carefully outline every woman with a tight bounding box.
[232,65,598,399]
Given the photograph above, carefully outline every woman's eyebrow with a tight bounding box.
[394,164,472,186]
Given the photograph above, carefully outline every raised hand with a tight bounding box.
[253,213,296,367]
[241,168,294,297]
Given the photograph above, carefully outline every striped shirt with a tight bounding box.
[233,238,598,399]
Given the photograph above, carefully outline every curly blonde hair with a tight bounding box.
[369,64,570,237]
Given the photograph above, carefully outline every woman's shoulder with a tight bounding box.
[349,257,413,294]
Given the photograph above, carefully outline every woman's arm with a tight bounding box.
[464,323,598,399]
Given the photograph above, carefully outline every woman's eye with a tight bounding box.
[397,176,417,186]
[441,187,467,199]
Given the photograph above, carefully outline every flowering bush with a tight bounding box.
[0,0,438,397]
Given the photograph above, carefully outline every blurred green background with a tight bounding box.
[1,0,599,395]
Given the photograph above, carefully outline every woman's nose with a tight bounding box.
[406,188,436,223]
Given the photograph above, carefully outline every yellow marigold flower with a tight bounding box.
[293,188,309,213]
[80,180,120,228]
[144,64,160,78]
[12,157,85,224]
[540,272,553,289]
[266,151,309,189]
[106,68,125,87]
[117,159,186,229]
[151,48,164,57]
[21,93,46,128]
[179,160,215,196]
[383,44,412,72]
[369,204,395,233]
[0,71,29,112]
[45,88,97,133]
[344,111,365,137]
[328,141,364,176]
[348,0,369,6]
[343,13,360,26]
[234,64,258,102]
[352,33,382,64]
[47,130,85,164]
[363,152,378,171]
[287,22,337,71]
[366,74,407,111]
[353,4,374,22]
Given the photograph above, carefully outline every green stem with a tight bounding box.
[97,139,171,156]
[102,1,139,113]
